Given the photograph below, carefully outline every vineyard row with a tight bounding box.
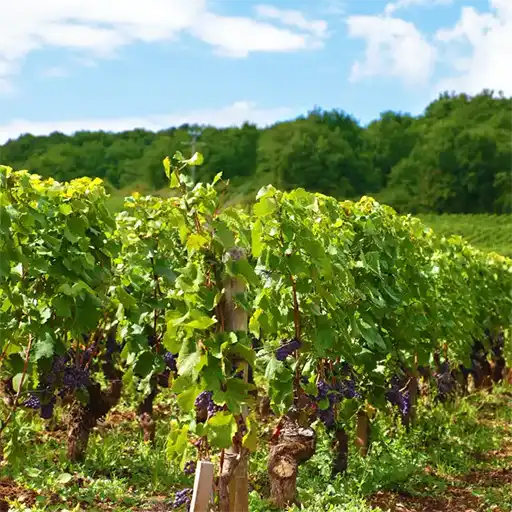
[0,155,511,510]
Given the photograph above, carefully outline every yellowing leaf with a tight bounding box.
[187,233,209,251]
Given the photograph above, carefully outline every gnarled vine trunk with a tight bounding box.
[137,387,158,444]
[67,364,122,462]
[268,415,316,509]
[218,445,250,512]
[471,340,492,390]
[405,375,418,429]
[332,426,349,476]
[490,331,506,384]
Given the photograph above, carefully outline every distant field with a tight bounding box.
[418,214,512,257]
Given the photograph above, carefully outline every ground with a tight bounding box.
[0,387,511,512]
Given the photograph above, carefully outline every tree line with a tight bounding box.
[1,90,510,213]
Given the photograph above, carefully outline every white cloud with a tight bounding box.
[347,0,512,96]
[0,101,295,144]
[0,0,327,91]
[384,0,452,16]
[255,5,328,38]
[346,15,437,85]
[434,0,512,95]
[190,13,316,58]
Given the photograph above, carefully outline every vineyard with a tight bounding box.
[418,214,512,259]
[0,154,511,512]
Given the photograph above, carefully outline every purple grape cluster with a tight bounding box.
[21,332,122,420]
[316,380,330,399]
[170,488,192,510]
[314,378,361,405]
[23,394,41,409]
[40,397,56,420]
[194,391,222,418]
[318,407,335,427]
[337,378,362,400]
[491,341,503,357]
[62,366,91,392]
[184,460,196,475]
[236,416,248,436]
[313,380,347,428]
[195,391,213,409]
[275,338,302,361]
[164,352,178,372]
[385,376,410,418]
[22,348,93,419]
[106,332,121,356]
[51,354,68,374]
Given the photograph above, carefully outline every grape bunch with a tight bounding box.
[184,460,196,475]
[62,366,91,392]
[275,338,302,361]
[40,397,56,420]
[385,376,410,418]
[106,332,122,356]
[170,488,192,510]
[23,394,41,409]
[164,352,178,372]
[313,380,341,428]
[337,378,362,400]
[22,336,118,420]
[316,380,330,400]
[194,391,222,418]
[51,354,69,374]
[318,407,335,428]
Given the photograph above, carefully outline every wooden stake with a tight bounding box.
[190,461,215,512]
[220,247,249,512]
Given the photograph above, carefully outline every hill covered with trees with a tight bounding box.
[1,90,510,213]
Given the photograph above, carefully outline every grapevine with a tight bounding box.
[0,156,511,510]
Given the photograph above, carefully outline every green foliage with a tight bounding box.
[0,168,118,385]
[1,149,511,512]
[2,91,510,214]
[1,151,511,457]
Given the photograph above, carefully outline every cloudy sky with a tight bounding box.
[0,0,510,143]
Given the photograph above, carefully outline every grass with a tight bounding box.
[417,214,512,257]
[1,385,511,512]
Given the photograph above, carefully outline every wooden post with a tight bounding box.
[219,248,249,512]
[190,461,215,512]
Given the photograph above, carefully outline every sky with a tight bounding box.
[0,0,511,144]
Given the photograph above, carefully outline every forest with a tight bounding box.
[1,90,511,214]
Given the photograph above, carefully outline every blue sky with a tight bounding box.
[0,0,510,143]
